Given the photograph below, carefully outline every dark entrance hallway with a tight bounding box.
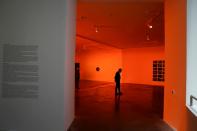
[69,80,172,131]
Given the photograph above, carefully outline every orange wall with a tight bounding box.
[76,38,165,85]
[76,38,122,82]
[122,46,165,86]
[164,0,197,131]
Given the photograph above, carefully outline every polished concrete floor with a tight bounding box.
[69,80,173,131]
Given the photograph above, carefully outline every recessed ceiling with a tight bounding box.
[77,0,164,49]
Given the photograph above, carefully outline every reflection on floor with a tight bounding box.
[69,80,173,131]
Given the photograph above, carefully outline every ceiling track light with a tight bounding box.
[145,24,152,41]
[146,34,150,41]
[147,24,153,29]
[95,27,99,33]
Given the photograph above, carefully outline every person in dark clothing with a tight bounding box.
[114,68,122,95]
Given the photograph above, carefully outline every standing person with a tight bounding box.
[114,68,122,95]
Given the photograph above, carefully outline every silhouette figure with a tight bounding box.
[114,68,122,95]
[115,95,120,112]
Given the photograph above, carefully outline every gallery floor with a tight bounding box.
[69,80,173,131]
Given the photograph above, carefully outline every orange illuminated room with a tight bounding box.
[1,0,197,130]
[73,0,168,130]
[2,0,197,130]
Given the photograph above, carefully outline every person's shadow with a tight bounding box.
[115,95,121,112]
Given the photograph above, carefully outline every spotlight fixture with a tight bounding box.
[148,25,153,29]
[95,27,99,33]
[148,24,153,29]
[146,34,150,41]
